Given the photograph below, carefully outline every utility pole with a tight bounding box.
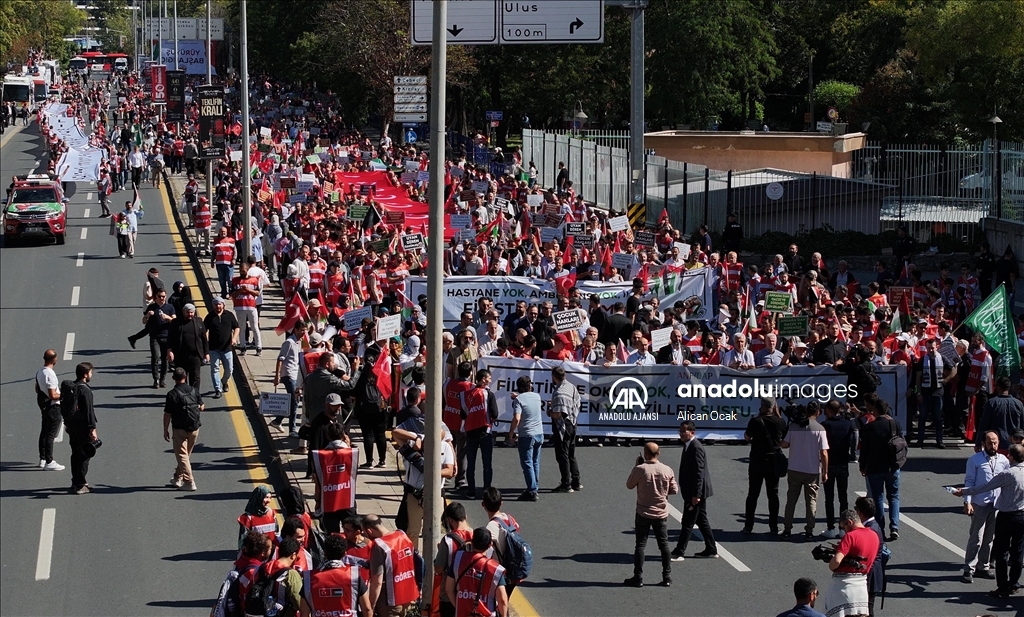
[132,0,137,70]
[205,0,213,210]
[807,52,815,131]
[239,0,251,261]
[422,0,447,606]
[628,1,647,215]
[173,0,178,71]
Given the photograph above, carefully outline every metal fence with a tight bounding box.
[522,128,630,211]
[541,128,631,149]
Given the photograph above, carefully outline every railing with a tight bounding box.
[522,128,630,211]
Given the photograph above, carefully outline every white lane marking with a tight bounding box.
[70,286,80,306]
[34,508,56,581]
[79,227,87,240]
[76,252,84,267]
[86,193,93,201]
[667,503,751,572]
[63,333,75,361]
[83,208,90,218]
[854,491,965,558]
[55,423,64,443]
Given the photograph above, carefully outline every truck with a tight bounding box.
[1,74,35,114]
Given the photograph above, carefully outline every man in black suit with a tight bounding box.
[599,302,633,347]
[656,328,693,366]
[672,421,718,559]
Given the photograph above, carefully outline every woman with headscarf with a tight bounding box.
[237,485,279,547]
[264,213,282,281]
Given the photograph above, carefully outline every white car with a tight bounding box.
[960,161,1024,197]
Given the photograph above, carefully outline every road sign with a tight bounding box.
[411,0,499,45]
[195,18,225,41]
[485,110,503,121]
[394,84,427,94]
[175,18,196,39]
[395,113,428,123]
[395,103,427,113]
[501,1,604,44]
[394,94,427,104]
[827,107,839,121]
[394,76,427,85]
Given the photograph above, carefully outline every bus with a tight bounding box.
[33,78,47,102]
[78,51,129,73]
[2,75,35,112]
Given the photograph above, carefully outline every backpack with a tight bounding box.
[178,387,202,432]
[210,563,258,617]
[885,418,908,470]
[59,380,80,426]
[492,516,532,582]
[244,564,290,617]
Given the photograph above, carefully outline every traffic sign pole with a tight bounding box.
[629,1,646,211]
[423,0,448,609]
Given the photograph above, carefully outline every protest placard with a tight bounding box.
[777,315,810,337]
[764,291,794,313]
[888,286,913,308]
[279,177,296,189]
[527,194,543,208]
[608,215,630,232]
[612,253,636,271]
[348,204,370,221]
[649,326,673,352]
[471,180,490,195]
[385,211,406,225]
[540,227,562,243]
[343,306,373,332]
[552,309,586,333]
[376,314,403,341]
[635,230,656,247]
[450,214,472,230]
[401,233,424,252]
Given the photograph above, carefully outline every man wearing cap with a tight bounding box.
[204,297,238,399]
[168,303,208,391]
[304,353,360,429]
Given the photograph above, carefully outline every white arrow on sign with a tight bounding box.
[394,94,427,104]
[411,0,498,45]
[395,113,428,123]
[395,103,427,113]
[394,85,428,94]
[394,76,427,85]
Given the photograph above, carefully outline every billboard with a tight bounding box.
[150,65,166,104]
[196,85,225,159]
[165,69,186,122]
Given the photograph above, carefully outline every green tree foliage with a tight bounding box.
[813,80,861,118]
[1,0,83,65]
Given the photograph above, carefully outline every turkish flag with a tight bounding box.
[275,293,310,335]
[555,272,577,297]
[373,348,392,402]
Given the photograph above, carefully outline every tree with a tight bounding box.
[2,0,83,65]
[813,80,861,119]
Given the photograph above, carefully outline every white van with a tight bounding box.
[113,57,128,73]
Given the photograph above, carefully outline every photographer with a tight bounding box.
[838,345,880,410]
[392,396,455,544]
[816,509,879,617]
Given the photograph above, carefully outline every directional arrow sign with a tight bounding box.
[411,0,498,45]
[395,103,428,113]
[395,113,428,123]
[501,1,604,44]
[389,93,425,103]
[394,76,427,85]
[394,85,428,94]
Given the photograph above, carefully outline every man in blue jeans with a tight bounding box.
[508,375,543,502]
[273,320,305,436]
[859,394,902,541]
[202,297,238,399]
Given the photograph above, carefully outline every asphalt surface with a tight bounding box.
[0,120,252,615]
[452,439,1023,616]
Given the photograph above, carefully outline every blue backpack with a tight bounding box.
[493,516,532,582]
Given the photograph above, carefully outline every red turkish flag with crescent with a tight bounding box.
[275,293,310,335]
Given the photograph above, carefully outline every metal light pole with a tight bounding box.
[807,52,815,131]
[423,0,447,603]
[173,0,178,71]
[132,0,137,70]
[628,0,646,215]
[239,0,251,261]
[991,113,1003,218]
[205,0,213,208]
[158,0,164,66]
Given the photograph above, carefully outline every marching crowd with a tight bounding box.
[26,66,1024,617]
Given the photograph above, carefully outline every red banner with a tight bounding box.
[151,65,167,104]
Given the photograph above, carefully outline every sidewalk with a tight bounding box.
[164,173,404,523]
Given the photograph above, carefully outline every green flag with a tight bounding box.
[963,284,1021,377]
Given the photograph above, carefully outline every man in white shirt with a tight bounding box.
[35,349,65,471]
[478,316,504,357]
[961,430,1010,583]
[724,333,755,370]
[128,145,146,187]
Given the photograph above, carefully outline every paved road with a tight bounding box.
[0,121,258,615]
[452,439,1020,616]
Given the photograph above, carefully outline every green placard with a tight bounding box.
[371,239,390,253]
[776,315,810,337]
[313,146,327,154]
[257,143,272,153]
[329,190,340,203]
[349,204,370,221]
[764,291,794,313]
[305,154,321,165]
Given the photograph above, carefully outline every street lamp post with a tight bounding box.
[990,113,1003,218]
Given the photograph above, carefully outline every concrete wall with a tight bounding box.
[644,131,867,177]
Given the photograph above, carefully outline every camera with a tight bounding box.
[782,401,810,426]
[811,544,836,563]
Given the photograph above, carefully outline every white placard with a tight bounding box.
[552,309,586,333]
[527,194,543,207]
[376,314,403,341]
[343,306,374,332]
[674,242,691,256]
[471,180,490,195]
[607,215,630,232]
[259,126,272,137]
[649,326,673,352]
[259,391,292,417]
[612,253,636,272]
[540,227,562,243]
[417,170,430,183]
[229,150,243,162]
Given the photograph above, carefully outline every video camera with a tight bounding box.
[811,544,836,563]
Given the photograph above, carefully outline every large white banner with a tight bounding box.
[160,40,217,76]
[411,269,714,329]
[56,148,104,182]
[480,357,908,439]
